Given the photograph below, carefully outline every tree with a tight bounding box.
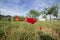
[44,4,59,20]
[26,10,40,19]
[42,15,47,20]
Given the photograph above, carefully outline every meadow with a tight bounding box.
[0,20,60,40]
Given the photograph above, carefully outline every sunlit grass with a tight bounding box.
[0,20,60,40]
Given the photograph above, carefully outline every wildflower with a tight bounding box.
[39,26,43,30]
[15,16,20,21]
[25,18,36,24]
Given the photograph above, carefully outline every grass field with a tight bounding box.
[0,20,60,40]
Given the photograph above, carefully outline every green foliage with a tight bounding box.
[42,15,47,20]
[27,10,40,18]
[8,17,12,21]
[42,15,47,18]
[20,16,25,21]
[0,15,4,20]
[44,4,59,20]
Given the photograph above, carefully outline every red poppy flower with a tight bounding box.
[39,26,43,30]
[15,16,20,21]
[25,18,36,24]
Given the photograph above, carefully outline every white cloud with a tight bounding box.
[0,4,28,16]
[0,9,19,16]
[31,0,49,11]
[0,0,59,16]
[0,0,28,16]
[30,0,56,12]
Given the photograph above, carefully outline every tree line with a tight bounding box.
[26,4,59,20]
[0,4,60,21]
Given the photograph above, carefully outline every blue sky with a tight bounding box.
[0,0,60,16]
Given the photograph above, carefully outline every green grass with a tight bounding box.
[0,20,60,40]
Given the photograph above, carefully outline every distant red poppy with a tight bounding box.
[25,18,36,24]
[15,16,20,21]
[39,26,43,30]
